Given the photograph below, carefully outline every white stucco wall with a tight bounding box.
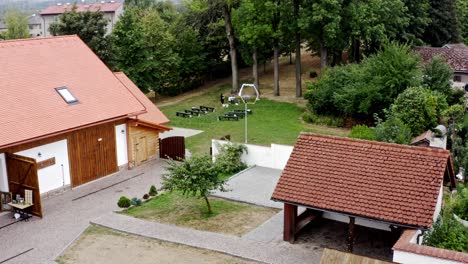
[433,183,444,223]
[16,140,71,194]
[393,250,462,264]
[115,124,128,166]
[211,140,293,170]
[322,211,392,231]
[0,153,9,192]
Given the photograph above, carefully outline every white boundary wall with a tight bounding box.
[211,140,293,170]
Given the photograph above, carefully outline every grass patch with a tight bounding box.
[122,192,279,236]
[160,84,349,154]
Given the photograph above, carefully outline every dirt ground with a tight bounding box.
[57,225,258,264]
[153,52,320,108]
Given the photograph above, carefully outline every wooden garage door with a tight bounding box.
[68,123,118,187]
[6,153,43,217]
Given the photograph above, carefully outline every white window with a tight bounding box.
[56,87,78,104]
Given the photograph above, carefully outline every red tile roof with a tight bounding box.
[0,36,149,148]
[40,2,123,15]
[393,229,468,262]
[271,133,454,228]
[414,46,468,73]
[114,72,170,125]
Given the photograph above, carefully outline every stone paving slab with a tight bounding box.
[242,211,284,243]
[91,212,321,264]
[213,166,283,209]
[159,127,203,139]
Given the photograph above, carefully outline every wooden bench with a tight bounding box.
[190,107,207,114]
[200,106,215,112]
[176,111,192,118]
[234,109,253,115]
[226,112,244,118]
[184,110,200,116]
[218,115,239,121]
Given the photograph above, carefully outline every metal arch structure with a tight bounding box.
[238,84,260,143]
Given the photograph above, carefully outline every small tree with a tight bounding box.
[423,56,453,97]
[4,9,29,40]
[214,143,247,175]
[162,155,226,214]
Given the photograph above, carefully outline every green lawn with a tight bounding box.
[160,84,349,154]
[123,192,279,236]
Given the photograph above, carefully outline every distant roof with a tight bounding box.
[443,43,467,49]
[411,129,447,150]
[40,2,123,15]
[414,46,468,73]
[0,35,147,149]
[271,133,455,229]
[114,72,170,126]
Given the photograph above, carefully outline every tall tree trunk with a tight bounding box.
[274,45,280,96]
[203,195,212,214]
[350,37,360,63]
[320,40,327,70]
[222,5,238,93]
[253,48,259,93]
[289,52,293,64]
[294,0,302,97]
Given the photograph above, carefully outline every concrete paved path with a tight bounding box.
[159,127,203,139]
[92,212,321,264]
[213,166,283,209]
[0,160,166,264]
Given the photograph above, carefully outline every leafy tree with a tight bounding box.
[232,0,273,92]
[214,143,247,175]
[399,0,431,45]
[456,0,468,44]
[423,0,461,46]
[374,115,412,145]
[49,6,110,63]
[124,0,155,8]
[4,9,29,40]
[423,56,453,97]
[162,155,227,213]
[391,86,448,136]
[349,125,376,141]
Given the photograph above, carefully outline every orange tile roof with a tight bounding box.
[40,2,123,15]
[0,36,147,148]
[271,133,454,228]
[114,72,170,125]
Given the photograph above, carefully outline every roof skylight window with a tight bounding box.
[56,87,78,104]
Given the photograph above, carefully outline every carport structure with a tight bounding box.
[271,133,457,253]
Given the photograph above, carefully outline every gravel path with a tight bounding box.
[91,212,321,264]
[0,160,166,264]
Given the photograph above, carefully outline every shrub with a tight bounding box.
[131,197,142,206]
[306,43,421,118]
[117,196,131,208]
[143,193,149,200]
[374,115,412,145]
[309,71,318,78]
[302,112,344,127]
[149,185,158,196]
[423,208,468,253]
[453,184,468,220]
[448,89,466,106]
[391,86,448,136]
[349,125,376,140]
[214,143,247,175]
[423,56,453,98]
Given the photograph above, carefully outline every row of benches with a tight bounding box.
[176,106,215,118]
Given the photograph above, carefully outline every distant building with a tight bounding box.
[411,125,448,150]
[40,2,123,37]
[414,44,468,86]
[0,19,6,34]
[28,14,43,38]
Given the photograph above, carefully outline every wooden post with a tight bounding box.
[347,216,356,252]
[283,203,297,243]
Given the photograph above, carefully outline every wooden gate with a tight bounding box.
[159,136,185,160]
[6,153,42,217]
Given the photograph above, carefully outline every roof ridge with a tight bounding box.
[0,35,79,44]
[299,132,450,156]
